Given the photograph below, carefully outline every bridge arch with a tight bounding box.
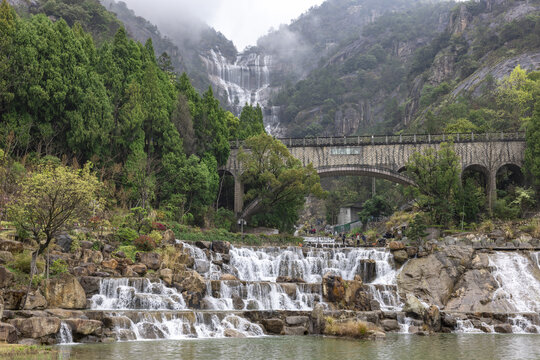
[462,164,489,192]
[496,163,524,191]
[316,165,415,186]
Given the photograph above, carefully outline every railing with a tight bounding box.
[230,132,526,149]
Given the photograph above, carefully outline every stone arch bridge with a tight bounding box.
[224,133,526,216]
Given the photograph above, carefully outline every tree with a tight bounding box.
[238,133,326,231]
[406,143,461,225]
[525,98,540,187]
[8,162,103,308]
[358,195,393,229]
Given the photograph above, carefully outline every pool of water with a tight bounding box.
[50,334,540,360]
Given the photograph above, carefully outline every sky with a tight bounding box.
[121,0,325,51]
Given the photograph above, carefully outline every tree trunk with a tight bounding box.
[20,250,39,310]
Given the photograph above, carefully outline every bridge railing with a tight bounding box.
[230,132,525,149]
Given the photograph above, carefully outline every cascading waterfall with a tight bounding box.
[90,278,186,310]
[489,252,540,313]
[57,322,74,344]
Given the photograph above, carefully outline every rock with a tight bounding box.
[381,319,400,332]
[406,247,418,258]
[403,294,428,319]
[131,264,147,276]
[393,250,409,264]
[81,249,103,264]
[279,283,297,298]
[397,246,474,307]
[261,319,284,334]
[367,330,386,340]
[56,234,73,253]
[370,300,381,311]
[136,253,161,271]
[44,274,87,309]
[46,309,85,319]
[424,305,441,332]
[222,254,230,263]
[194,259,210,274]
[102,316,132,329]
[286,316,309,326]
[102,244,114,254]
[195,241,211,250]
[212,241,231,255]
[232,295,244,310]
[322,272,368,310]
[115,251,126,259]
[180,270,206,308]
[10,317,60,338]
[0,251,14,264]
[138,322,165,339]
[220,274,238,281]
[78,276,101,297]
[80,240,93,250]
[246,300,259,310]
[162,229,176,245]
[276,276,305,283]
[18,338,39,345]
[72,263,97,277]
[494,323,513,334]
[65,318,102,335]
[24,290,47,310]
[101,259,118,270]
[311,303,325,334]
[0,266,14,288]
[0,322,18,343]
[0,240,23,253]
[284,326,308,335]
[388,241,405,251]
[441,313,457,328]
[2,290,25,310]
[444,269,499,312]
[224,328,247,338]
[159,269,173,286]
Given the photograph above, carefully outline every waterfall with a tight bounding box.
[90,278,186,310]
[57,322,74,344]
[489,252,540,313]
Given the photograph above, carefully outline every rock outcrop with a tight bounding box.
[44,274,87,309]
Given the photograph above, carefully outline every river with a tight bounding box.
[55,334,540,360]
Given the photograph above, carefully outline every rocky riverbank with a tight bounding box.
[1,229,539,344]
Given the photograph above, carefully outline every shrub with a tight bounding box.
[148,230,162,246]
[114,245,137,262]
[134,235,156,252]
[115,227,138,244]
[214,208,235,231]
[50,259,68,276]
[152,222,167,231]
[9,251,44,274]
[520,219,540,238]
[323,318,373,338]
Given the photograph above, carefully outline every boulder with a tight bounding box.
[393,250,409,264]
[276,276,305,283]
[0,295,3,319]
[138,322,165,339]
[286,316,309,326]
[0,240,23,253]
[136,252,161,271]
[195,241,211,250]
[44,274,87,309]
[403,294,427,319]
[381,319,400,332]
[211,241,230,255]
[322,273,369,310]
[72,263,97,277]
[131,264,147,276]
[159,269,173,286]
[224,328,247,338]
[311,303,325,334]
[65,318,102,335]
[444,269,499,312]
[81,249,103,264]
[115,251,126,259]
[397,246,474,307]
[46,309,85,319]
[388,241,405,251]
[284,326,308,335]
[494,323,513,334]
[0,251,14,264]
[179,270,206,308]
[10,317,60,338]
[194,259,210,274]
[56,234,73,253]
[101,259,118,270]
[0,322,18,343]
[232,295,244,310]
[162,229,176,245]
[2,290,25,310]
[279,283,297,298]
[0,266,14,288]
[261,318,284,334]
[424,305,441,332]
[78,276,101,297]
[246,300,259,310]
[102,316,132,329]
[102,244,114,254]
[24,290,47,310]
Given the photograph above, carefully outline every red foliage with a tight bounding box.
[134,235,156,251]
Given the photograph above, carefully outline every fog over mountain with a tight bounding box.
[120,0,324,51]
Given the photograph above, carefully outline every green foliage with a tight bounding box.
[114,227,138,245]
[405,214,428,245]
[9,251,44,274]
[148,230,162,246]
[213,208,235,231]
[358,195,393,227]
[238,133,326,232]
[114,245,137,262]
[406,143,461,225]
[50,259,68,276]
[525,98,540,185]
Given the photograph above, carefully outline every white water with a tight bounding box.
[489,252,540,313]
[90,278,186,310]
[57,322,74,344]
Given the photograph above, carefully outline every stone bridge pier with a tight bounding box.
[224,133,526,217]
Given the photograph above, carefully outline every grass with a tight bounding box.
[0,344,57,358]
[174,227,302,246]
[323,317,377,339]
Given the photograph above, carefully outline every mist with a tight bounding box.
[119,0,324,51]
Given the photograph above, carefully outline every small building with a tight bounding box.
[337,203,362,225]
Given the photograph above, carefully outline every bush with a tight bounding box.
[323,318,373,338]
[214,208,235,231]
[9,251,44,274]
[148,230,162,246]
[50,259,68,276]
[115,227,138,244]
[114,245,137,262]
[152,222,167,231]
[134,235,156,252]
